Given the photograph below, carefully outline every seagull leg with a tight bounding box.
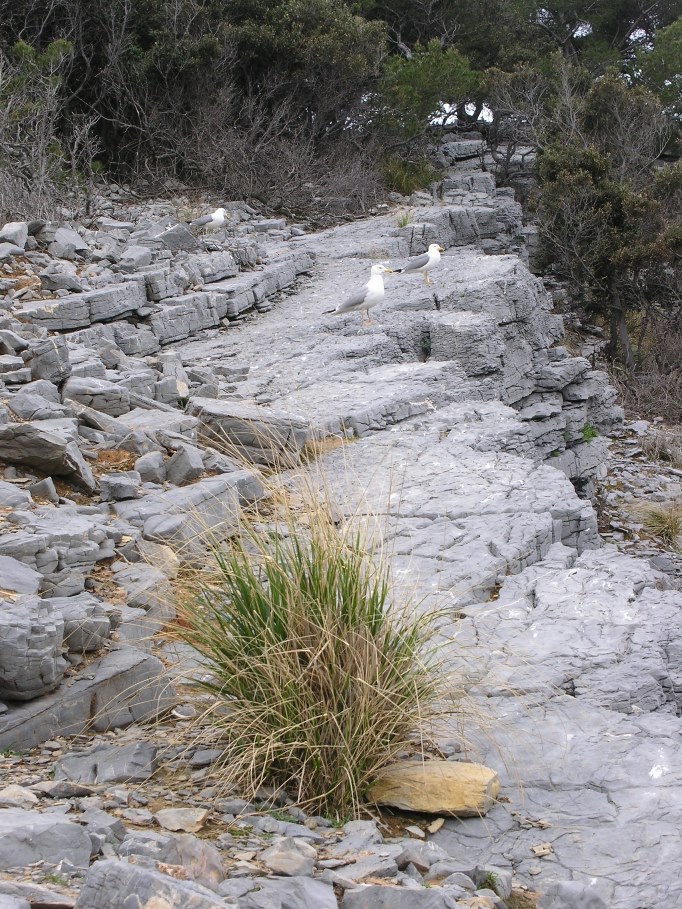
[424,272,432,286]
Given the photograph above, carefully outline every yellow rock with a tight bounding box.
[367,759,500,817]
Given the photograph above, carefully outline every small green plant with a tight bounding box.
[175,478,448,816]
[480,871,499,892]
[396,209,412,228]
[383,157,439,196]
[42,872,68,886]
[581,424,599,442]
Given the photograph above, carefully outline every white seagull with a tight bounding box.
[398,243,444,285]
[325,264,393,325]
[190,207,227,232]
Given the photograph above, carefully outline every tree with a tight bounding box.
[635,14,682,118]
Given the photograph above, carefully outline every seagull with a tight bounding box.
[398,243,444,285]
[325,264,393,325]
[190,207,227,232]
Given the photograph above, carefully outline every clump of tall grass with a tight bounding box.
[174,481,448,816]
[637,500,682,550]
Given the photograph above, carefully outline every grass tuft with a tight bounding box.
[383,157,439,196]
[637,500,682,549]
[173,478,449,817]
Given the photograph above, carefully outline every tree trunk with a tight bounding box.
[608,285,634,369]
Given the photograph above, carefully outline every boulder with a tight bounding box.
[0,418,96,491]
[74,860,224,908]
[0,223,28,249]
[367,760,499,817]
[25,337,71,384]
[55,742,158,784]
[0,809,92,870]
[188,397,310,467]
[0,596,65,701]
[62,376,131,417]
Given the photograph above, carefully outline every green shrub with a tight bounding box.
[383,156,439,196]
[175,484,447,816]
[581,424,599,442]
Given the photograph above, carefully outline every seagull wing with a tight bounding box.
[400,252,431,273]
[334,286,370,314]
[190,214,213,228]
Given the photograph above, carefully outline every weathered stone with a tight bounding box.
[156,223,200,252]
[0,223,28,249]
[47,226,90,260]
[45,593,113,652]
[261,837,317,877]
[25,337,71,383]
[74,860,224,909]
[0,419,95,491]
[62,376,131,417]
[135,450,166,483]
[99,470,141,501]
[55,742,158,784]
[165,443,204,485]
[118,245,152,270]
[0,645,174,750]
[368,761,499,817]
[537,881,607,909]
[0,881,74,909]
[188,397,310,467]
[0,556,42,595]
[342,886,459,909]
[240,877,337,909]
[0,786,38,810]
[395,841,450,872]
[6,393,70,422]
[154,808,209,834]
[0,809,92,870]
[0,481,31,508]
[0,243,26,262]
[0,596,65,701]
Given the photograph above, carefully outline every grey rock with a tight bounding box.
[135,450,166,483]
[165,443,204,485]
[16,379,61,402]
[0,556,42,595]
[39,268,84,293]
[0,223,28,249]
[45,593,113,652]
[6,393,70,421]
[28,477,60,504]
[537,881,608,909]
[0,895,30,909]
[260,837,316,876]
[0,645,174,750]
[188,397,310,467]
[0,479,32,508]
[395,840,450,871]
[111,562,173,627]
[62,376,130,417]
[99,470,141,501]
[56,742,158,784]
[161,833,225,890]
[47,226,90,260]
[0,243,25,262]
[74,860,224,909]
[0,881,75,908]
[0,418,95,491]
[0,331,29,355]
[241,877,337,909]
[25,336,71,383]
[118,245,152,270]
[156,224,200,252]
[0,596,65,701]
[342,886,459,909]
[0,808,92,870]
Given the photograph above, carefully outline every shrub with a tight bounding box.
[174,481,448,816]
[637,501,682,549]
[383,156,439,196]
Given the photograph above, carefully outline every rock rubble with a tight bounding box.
[0,169,678,908]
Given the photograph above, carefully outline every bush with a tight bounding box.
[175,482,447,816]
[383,156,439,196]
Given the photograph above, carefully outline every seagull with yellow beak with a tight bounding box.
[398,243,445,285]
[325,263,394,325]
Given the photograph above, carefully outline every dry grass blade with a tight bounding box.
[172,474,453,817]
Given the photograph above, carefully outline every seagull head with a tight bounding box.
[429,243,445,253]
[215,208,227,218]
[370,264,393,275]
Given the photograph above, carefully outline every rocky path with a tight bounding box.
[0,171,681,908]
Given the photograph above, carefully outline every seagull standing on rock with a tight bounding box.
[398,243,444,285]
[190,207,227,232]
[325,264,393,325]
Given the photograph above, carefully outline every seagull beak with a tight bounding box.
[438,245,445,252]
[384,267,394,273]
